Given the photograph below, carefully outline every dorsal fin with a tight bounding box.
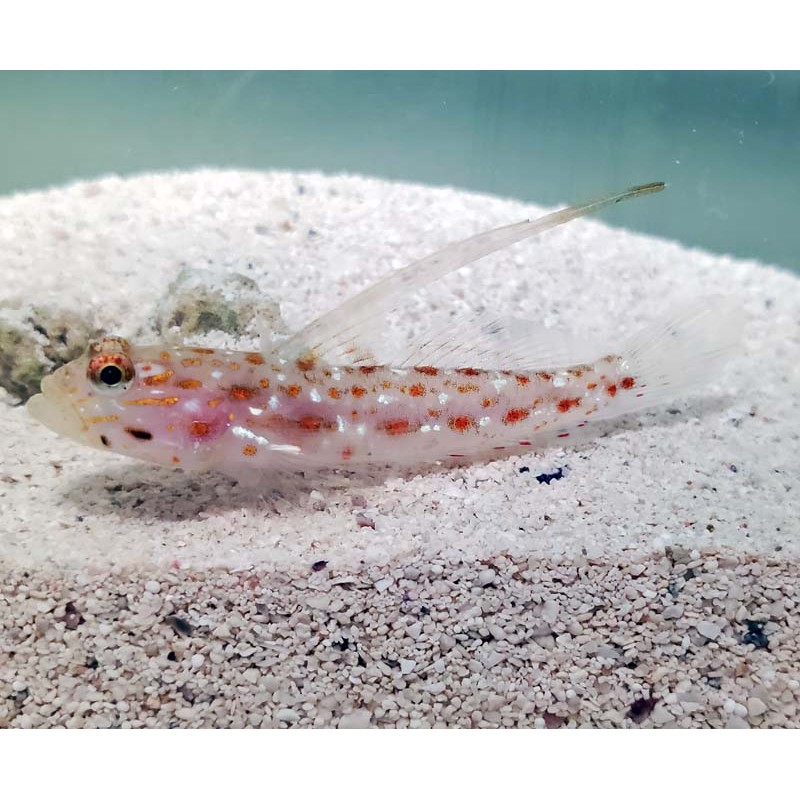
[276,182,665,366]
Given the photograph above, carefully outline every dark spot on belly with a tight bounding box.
[100,434,110,447]
[125,427,153,441]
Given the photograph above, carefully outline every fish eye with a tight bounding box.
[99,364,123,386]
[88,353,135,392]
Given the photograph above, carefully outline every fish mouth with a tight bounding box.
[26,373,85,440]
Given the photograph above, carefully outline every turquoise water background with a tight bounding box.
[1,71,798,272]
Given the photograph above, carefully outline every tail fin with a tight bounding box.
[614,297,741,413]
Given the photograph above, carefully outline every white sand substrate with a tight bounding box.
[0,170,798,728]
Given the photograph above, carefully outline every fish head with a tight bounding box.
[27,335,230,470]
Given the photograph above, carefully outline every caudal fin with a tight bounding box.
[614,297,741,413]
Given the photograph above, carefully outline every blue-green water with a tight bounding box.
[1,71,798,272]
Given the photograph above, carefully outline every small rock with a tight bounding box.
[356,513,376,530]
[541,600,560,625]
[338,709,372,729]
[475,569,497,587]
[695,621,721,641]
[399,659,416,675]
[747,697,768,718]
[374,577,393,593]
[662,605,683,620]
[190,654,205,669]
[276,708,300,723]
[244,668,261,684]
[144,580,161,594]
[406,621,423,639]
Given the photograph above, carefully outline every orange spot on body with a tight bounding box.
[211,359,224,367]
[230,363,240,371]
[586,382,598,390]
[172,456,180,464]
[181,358,201,367]
[409,383,426,397]
[606,384,618,397]
[87,414,118,424]
[259,378,270,389]
[230,385,258,401]
[456,367,481,376]
[481,397,493,408]
[328,387,342,399]
[298,415,326,432]
[503,408,530,425]
[620,376,636,390]
[166,424,175,432]
[242,444,257,456]
[359,365,379,375]
[178,378,203,390]
[285,384,302,398]
[189,421,211,437]
[123,397,180,406]
[427,409,442,419]
[382,380,392,389]
[296,355,317,371]
[342,447,353,461]
[448,415,475,433]
[245,352,265,365]
[557,397,581,413]
[159,352,170,361]
[457,383,479,394]
[415,366,438,376]
[516,374,530,386]
[143,369,174,386]
[351,385,367,398]
[141,365,152,372]
[536,372,552,382]
[380,418,416,436]
[192,347,216,355]
[207,397,223,408]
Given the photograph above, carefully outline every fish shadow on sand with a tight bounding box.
[61,395,734,524]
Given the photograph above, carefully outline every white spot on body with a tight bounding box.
[553,374,568,388]
[438,392,449,405]
[270,443,301,454]
[309,388,321,403]
[231,425,269,446]
[211,370,223,380]
[268,395,280,410]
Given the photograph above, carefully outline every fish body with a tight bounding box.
[32,341,637,471]
[27,182,738,475]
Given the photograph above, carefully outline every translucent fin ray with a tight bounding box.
[278,182,665,365]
